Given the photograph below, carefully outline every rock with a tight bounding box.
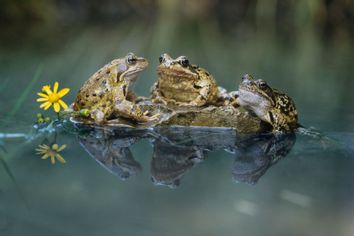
[70,99,270,134]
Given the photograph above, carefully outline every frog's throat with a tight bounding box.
[238,88,268,106]
[119,69,141,82]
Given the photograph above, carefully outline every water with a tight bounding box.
[1,21,354,236]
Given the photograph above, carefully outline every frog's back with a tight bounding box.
[273,90,298,131]
[159,66,218,103]
[74,60,119,111]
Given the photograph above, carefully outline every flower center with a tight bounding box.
[49,150,57,156]
[48,93,59,103]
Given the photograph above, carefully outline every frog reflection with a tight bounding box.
[231,133,296,185]
[148,127,238,188]
[76,126,295,186]
[150,139,205,188]
[78,127,148,180]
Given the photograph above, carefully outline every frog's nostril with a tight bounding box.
[242,74,253,83]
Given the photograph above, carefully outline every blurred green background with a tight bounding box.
[1,1,354,236]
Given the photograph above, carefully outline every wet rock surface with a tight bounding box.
[72,99,270,134]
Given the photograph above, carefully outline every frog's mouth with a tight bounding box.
[157,67,198,80]
[123,67,146,82]
[238,84,264,106]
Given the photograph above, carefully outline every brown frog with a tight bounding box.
[73,53,157,123]
[151,53,219,106]
[236,74,299,133]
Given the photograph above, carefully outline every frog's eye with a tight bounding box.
[179,57,189,67]
[258,80,267,89]
[127,54,137,65]
[159,55,164,64]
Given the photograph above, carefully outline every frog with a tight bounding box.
[235,74,299,133]
[151,53,219,107]
[73,53,158,123]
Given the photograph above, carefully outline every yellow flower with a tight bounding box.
[36,143,67,164]
[37,82,70,113]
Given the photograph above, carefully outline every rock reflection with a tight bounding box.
[76,125,295,186]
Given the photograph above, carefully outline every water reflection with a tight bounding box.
[151,139,205,188]
[77,125,295,187]
[231,134,296,185]
[78,128,147,179]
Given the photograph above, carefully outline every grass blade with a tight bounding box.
[0,153,29,210]
[2,63,43,128]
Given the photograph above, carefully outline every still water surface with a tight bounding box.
[1,23,354,236]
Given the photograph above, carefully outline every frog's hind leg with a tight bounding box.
[190,80,215,106]
[115,99,159,122]
[91,109,106,124]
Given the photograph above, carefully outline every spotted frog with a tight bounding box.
[236,74,298,133]
[151,53,219,106]
[73,53,157,123]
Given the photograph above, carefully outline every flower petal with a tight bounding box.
[52,144,59,150]
[42,86,52,95]
[53,102,60,112]
[40,101,51,109]
[41,154,49,159]
[37,92,49,98]
[37,98,48,102]
[57,88,70,98]
[51,156,56,164]
[53,82,59,93]
[36,148,46,153]
[44,102,52,110]
[56,154,66,163]
[58,100,68,110]
[58,144,66,152]
[42,85,50,92]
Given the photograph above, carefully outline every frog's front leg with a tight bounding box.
[115,99,159,122]
[151,82,168,105]
[216,86,236,106]
[188,80,213,106]
[229,90,240,107]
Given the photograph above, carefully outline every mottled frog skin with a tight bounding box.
[151,53,219,106]
[236,74,298,133]
[74,53,157,123]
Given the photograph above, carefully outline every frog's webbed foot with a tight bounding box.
[115,100,160,123]
[140,111,161,122]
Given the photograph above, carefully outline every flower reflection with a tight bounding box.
[36,143,66,164]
